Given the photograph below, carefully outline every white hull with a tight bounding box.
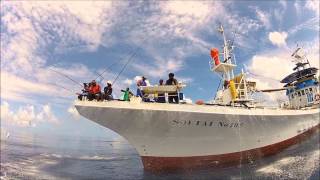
[75,100,319,170]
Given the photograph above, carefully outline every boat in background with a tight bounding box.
[75,25,320,172]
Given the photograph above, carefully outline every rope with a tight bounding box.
[247,71,281,82]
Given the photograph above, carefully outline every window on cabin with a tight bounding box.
[298,91,301,96]
[302,90,305,95]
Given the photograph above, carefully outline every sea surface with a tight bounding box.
[1,130,319,180]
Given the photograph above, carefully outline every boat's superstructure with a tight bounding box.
[281,47,320,109]
[75,25,320,172]
[210,25,256,106]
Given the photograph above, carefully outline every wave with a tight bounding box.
[40,153,119,161]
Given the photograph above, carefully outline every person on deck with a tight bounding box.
[136,76,147,98]
[103,81,113,100]
[165,73,179,103]
[88,80,101,101]
[78,83,89,101]
[157,79,166,103]
[121,88,134,101]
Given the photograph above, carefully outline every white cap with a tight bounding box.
[106,80,112,85]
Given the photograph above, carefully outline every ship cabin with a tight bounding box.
[281,64,319,109]
[285,78,319,109]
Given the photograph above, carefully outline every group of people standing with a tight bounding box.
[78,72,179,103]
[136,73,179,103]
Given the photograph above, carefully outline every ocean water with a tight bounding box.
[1,131,319,180]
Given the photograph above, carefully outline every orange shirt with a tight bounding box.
[90,84,101,94]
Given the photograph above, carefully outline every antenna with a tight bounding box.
[217,23,224,34]
[230,29,238,47]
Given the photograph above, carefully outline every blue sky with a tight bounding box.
[1,1,319,138]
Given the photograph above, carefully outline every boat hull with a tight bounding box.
[75,100,319,171]
[142,124,319,171]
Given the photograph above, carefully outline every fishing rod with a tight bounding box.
[48,67,83,88]
[112,47,141,86]
[47,82,76,94]
[95,45,143,83]
[95,61,120,82]
[96,28,155,84]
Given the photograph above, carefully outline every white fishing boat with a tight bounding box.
[75,25,320,172]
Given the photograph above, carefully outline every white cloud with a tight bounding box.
[268,31,288,47]
[1,1,117,104]
[247,40,319,103]
[279,0,287,9]
[247,53,292,103]
[3,1,113,52]
[123,79,133,86]
[255,8,271,29]
[67,106,80,120]
[288,17,319,35]
[1,101,59,127]
[127,1,225,56]
[248,54,293,85]
[132,58,183,79]
[305,0,320,16]
[161,1,210,22]
[1,71,61,102]
[294,1,301,15]
[36,105,59,124]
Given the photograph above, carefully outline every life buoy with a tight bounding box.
[315,94,320,101]
[210,48,220,66]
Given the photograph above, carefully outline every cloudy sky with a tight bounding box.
[1,1,319,138]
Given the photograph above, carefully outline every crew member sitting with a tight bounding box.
[88,80,101,101]
[77,83,89,101]
[103,81,113,100]
[165,73,179,103]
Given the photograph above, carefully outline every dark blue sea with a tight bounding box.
[1,130,319,180]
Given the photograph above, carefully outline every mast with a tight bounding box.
[209,25,254,106]
[217,24,234,81]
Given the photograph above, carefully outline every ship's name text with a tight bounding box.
[172,120,243,128]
